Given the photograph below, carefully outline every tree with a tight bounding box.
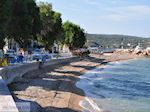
[38,2,64,50]
[52,12,64,44]
[0,0,10,49]
[6,0,41,49]
[63,21,86,49]
[27,0,42,40]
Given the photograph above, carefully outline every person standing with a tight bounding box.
[18,48,24,63]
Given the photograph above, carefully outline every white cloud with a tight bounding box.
[100,5,150,21]
[109,0,124,4]
[82,0,125,5]
[121,5,150,15]
[82,0,99,5]
[99,15,128,21]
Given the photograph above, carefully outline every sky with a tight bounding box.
[36,0,150,37]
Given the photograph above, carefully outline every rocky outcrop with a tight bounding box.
[115,49,150,56]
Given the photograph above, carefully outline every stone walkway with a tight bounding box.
[9,57,101,112]
[0,76,19,112]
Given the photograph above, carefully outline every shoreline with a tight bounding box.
[76,56,144,112]
[9,53,143,112]
[77,56,149,112]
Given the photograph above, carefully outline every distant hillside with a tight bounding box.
[86,34,150,48]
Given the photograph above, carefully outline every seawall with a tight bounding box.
[0,57,76,85]
[0,57,76,112]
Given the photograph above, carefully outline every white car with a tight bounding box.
[32,49,48,61]
[47,53,58,59]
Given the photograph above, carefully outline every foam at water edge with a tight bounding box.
[79,97,103,112]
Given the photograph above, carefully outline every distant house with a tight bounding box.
[146,47,150,50]
[88,42,102,51]
[87,42,104,54]
[3,39,20,54]
[51,43,59,53]
[88,45,99,51]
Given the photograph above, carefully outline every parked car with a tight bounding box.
[47,53,57,59]
[0,50,4,59]
[32,49,48,61]
[5,49,18,63]
[6,49,16,56]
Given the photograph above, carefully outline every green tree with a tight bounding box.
[63,21,86,49]
[0,0,10,49]
[38,2,64,50]
[6,0,41,49]
[52,12,64,44]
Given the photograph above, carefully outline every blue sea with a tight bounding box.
[76,58,150,112]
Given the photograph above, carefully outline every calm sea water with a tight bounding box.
[76,58,150,112]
